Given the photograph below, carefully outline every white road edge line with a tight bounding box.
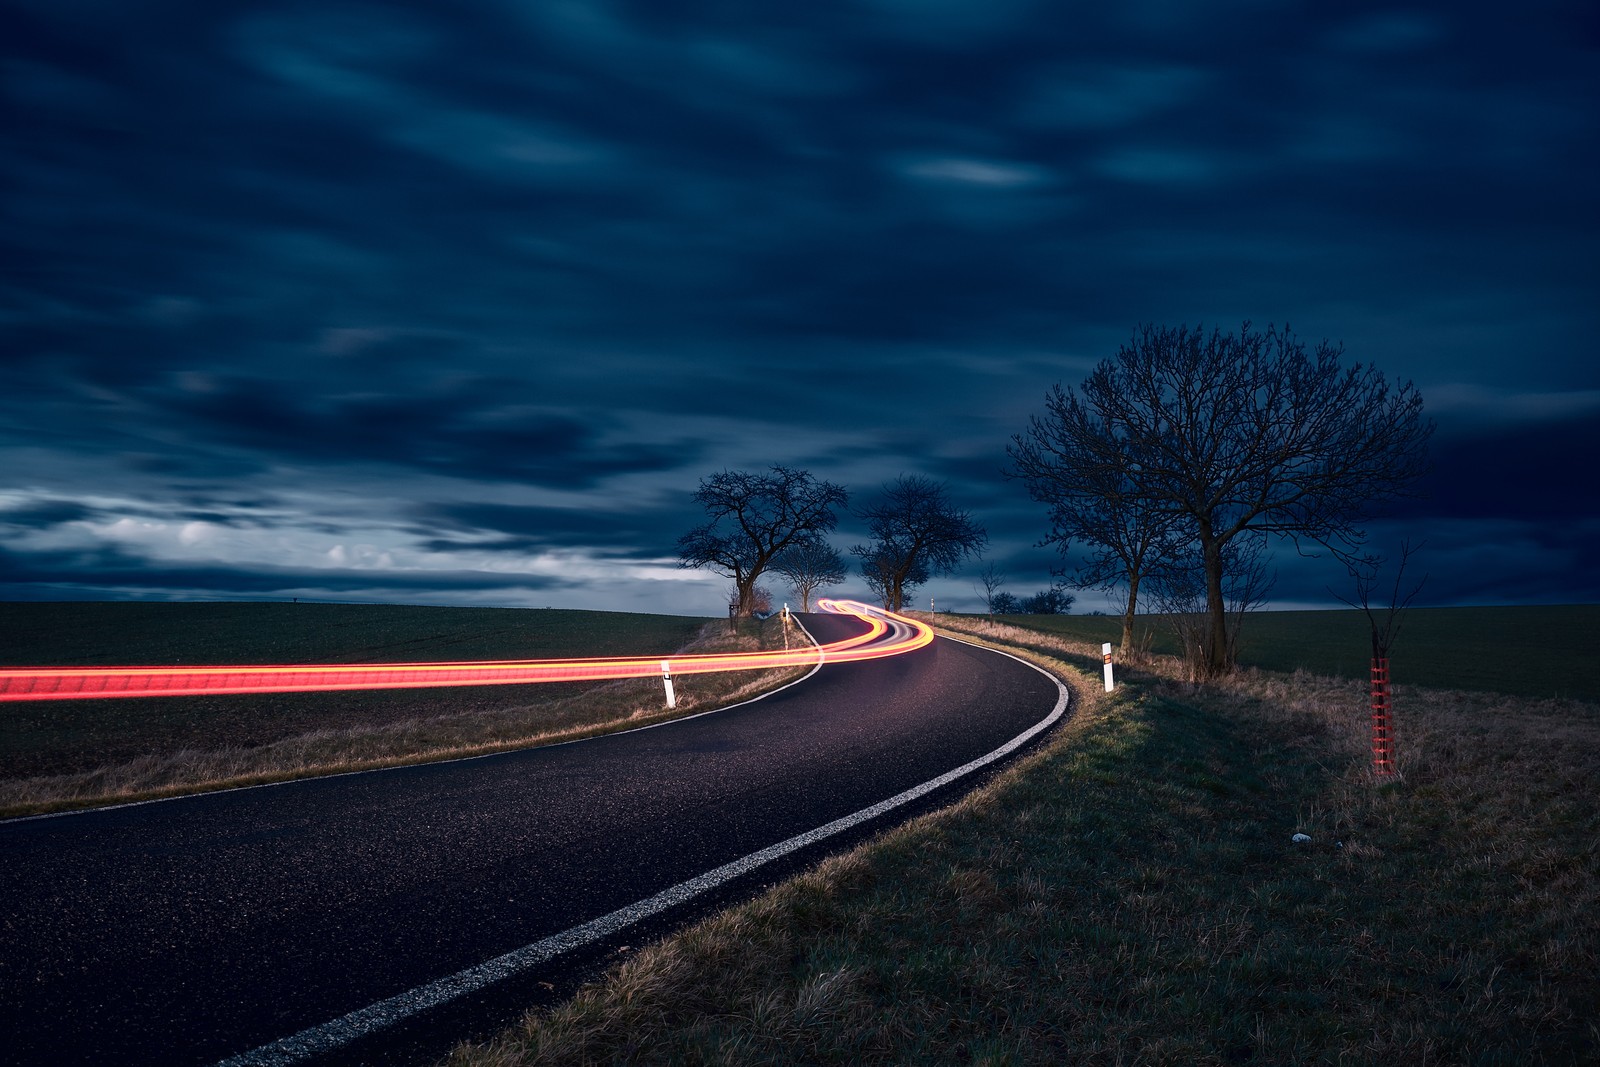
[217,632,1068,1066]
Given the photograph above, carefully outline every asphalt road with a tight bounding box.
[0,613,1065,1066]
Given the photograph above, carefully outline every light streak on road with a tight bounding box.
[0,600,933,703]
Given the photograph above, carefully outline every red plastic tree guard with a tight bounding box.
[1370,657,1394,775]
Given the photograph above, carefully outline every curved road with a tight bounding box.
[0,612,1065,1066]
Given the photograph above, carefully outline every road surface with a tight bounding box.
[0,612,1065,1065]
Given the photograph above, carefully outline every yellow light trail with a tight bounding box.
[0,599,933,702]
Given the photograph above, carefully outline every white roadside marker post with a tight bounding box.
[661,660,677,709]
[1102,642,1115,693]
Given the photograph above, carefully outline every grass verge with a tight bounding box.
[0,612,813,820]
[442,616,1600,1065]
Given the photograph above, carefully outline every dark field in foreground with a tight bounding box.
[971,603,1600,701]
[0,602,710,779]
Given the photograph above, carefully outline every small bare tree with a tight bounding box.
[1336,539,1427,777]
[1337,539,1428,661]
[772,542,847,612]
[974,561,1008,620]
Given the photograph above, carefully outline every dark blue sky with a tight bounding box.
[3,0,1597,615]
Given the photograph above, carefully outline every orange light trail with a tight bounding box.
[0,600,933,702]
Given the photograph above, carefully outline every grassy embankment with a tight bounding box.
[0,601,812,818]
[444,605,1600,1066]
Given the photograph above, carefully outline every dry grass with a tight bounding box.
[443,616,1600,1066]
[0,617,814,819]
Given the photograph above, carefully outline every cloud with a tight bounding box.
[1424,385,1600,426]
[0,497,98,529]
[1,0,1594,616]
[1393,412,1600,523]
[1325,11,1448,54]
[1016,63,1212,131]
[0,540,574,603]
[412,500,697,554]
[1091,146,1229,186]
[857,0,1042,45]
[901,157,1051,188]
[1363,517,1600,607]
[102,372,705,490]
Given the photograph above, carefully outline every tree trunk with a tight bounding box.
[1201,533,1231,678]
[1120,572,1140,656]
[887,562,912,612]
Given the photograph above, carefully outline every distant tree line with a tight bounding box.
[677,322,1431,679]
[973,564,1074,617]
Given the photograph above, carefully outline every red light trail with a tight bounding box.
[0,599,933,702]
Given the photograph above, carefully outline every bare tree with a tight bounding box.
[1335,539,1426,777]
[974,561,1008,619]
[851,475,986,612]
[1337,538,1428,660]
[1024,322,1431,678]
[1008,389,1179,654]
[677,466,848,617]
[772,542,847,612]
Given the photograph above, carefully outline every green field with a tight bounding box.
[0,602,710,779]
[966,604,1600,701]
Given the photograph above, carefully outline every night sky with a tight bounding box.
[3,1,1597,617]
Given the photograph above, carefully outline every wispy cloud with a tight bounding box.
[2,0,1595,612]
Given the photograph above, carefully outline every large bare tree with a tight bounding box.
[677,466,848,617]
[852,475,986,612]
[1016,323,1431,678]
